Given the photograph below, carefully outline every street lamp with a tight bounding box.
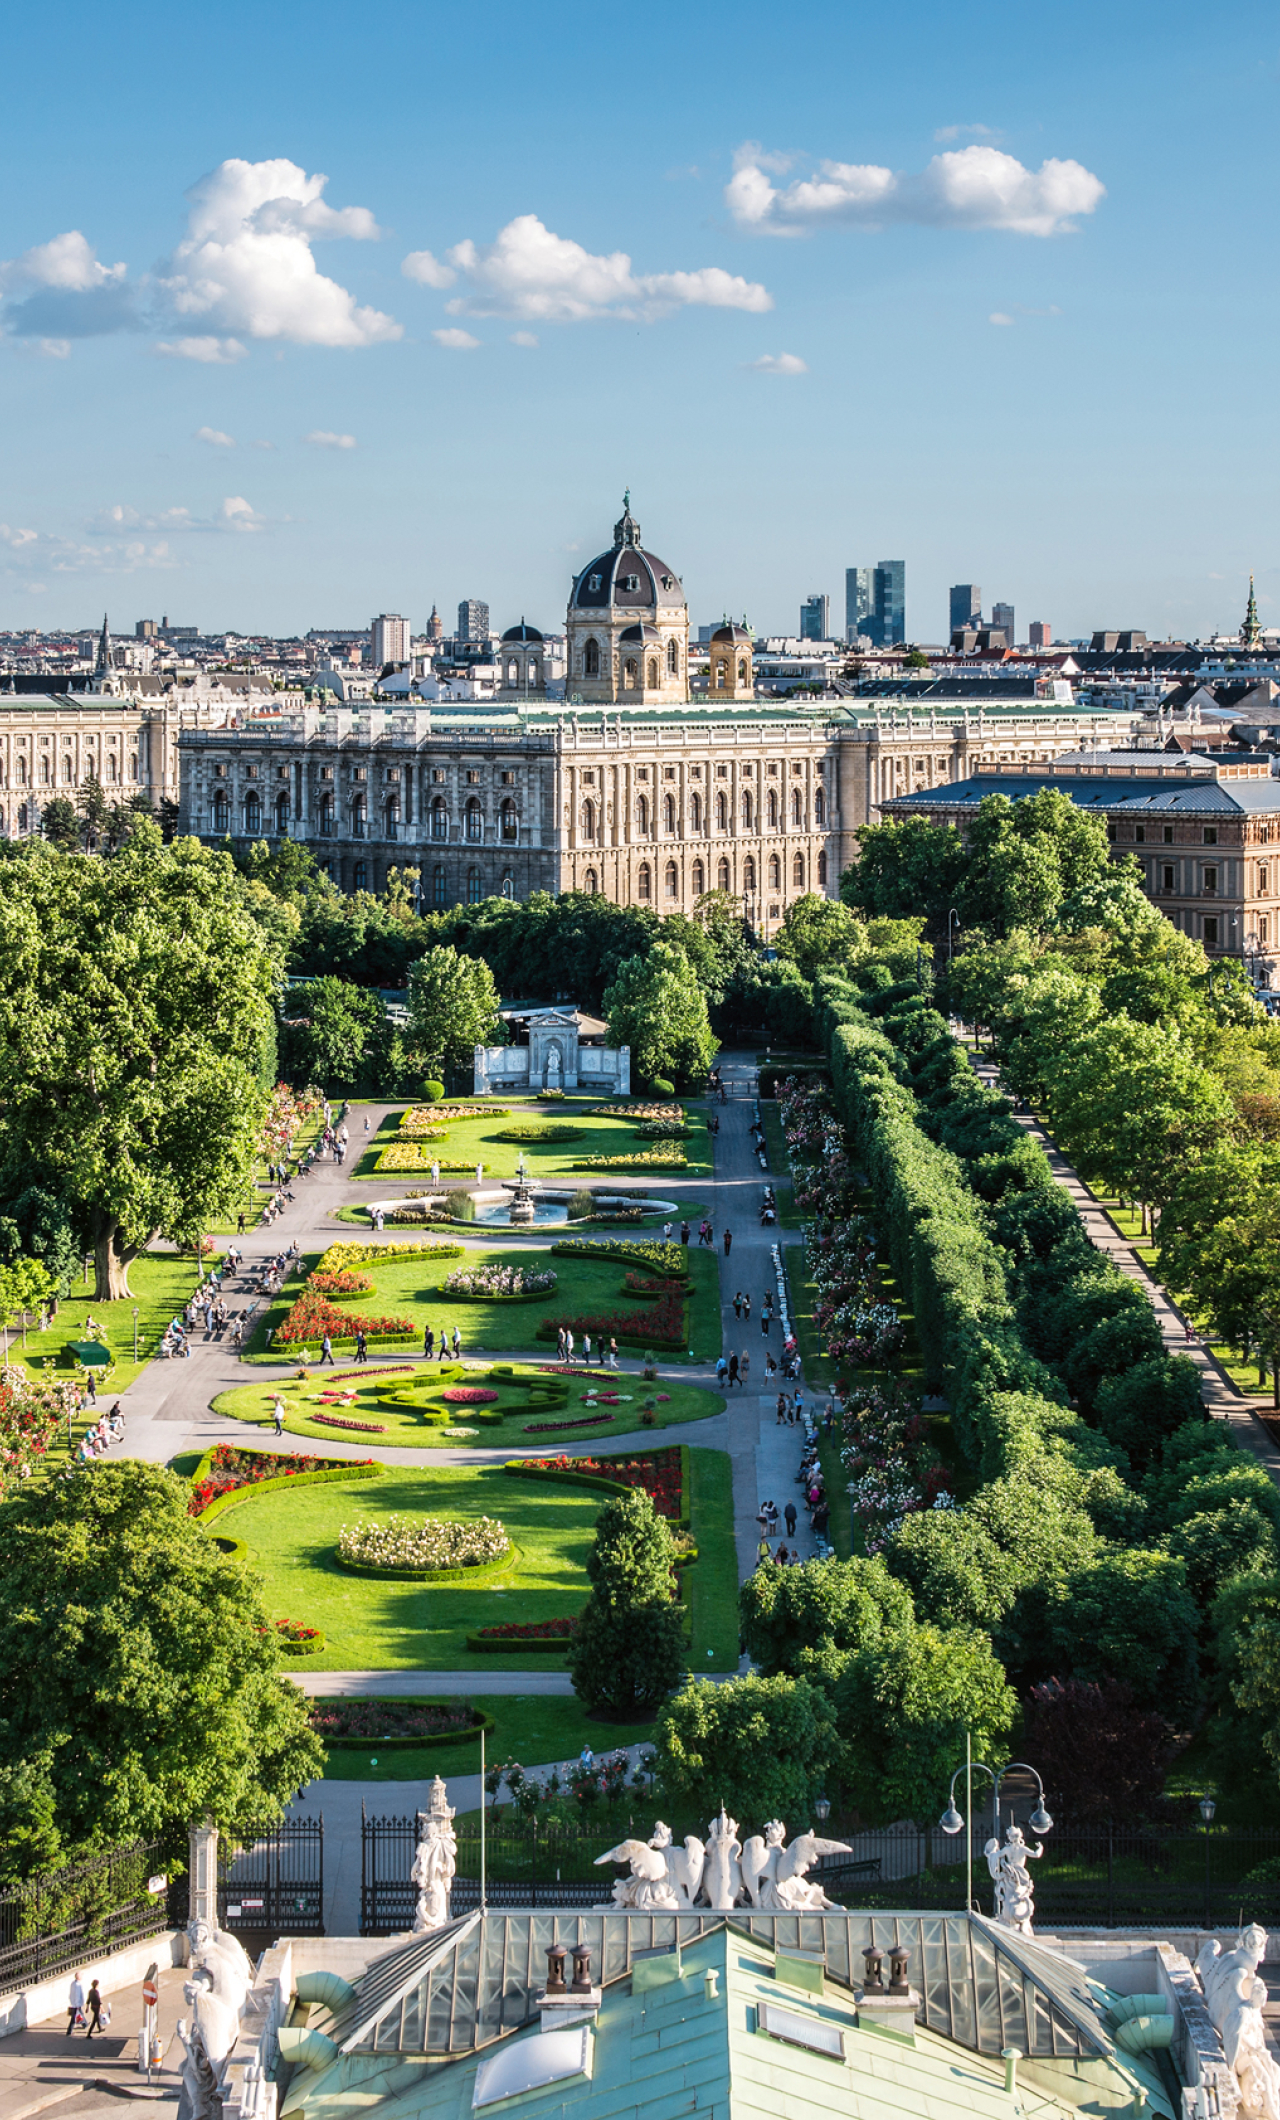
[813,1793,831,1824]
[132,1305,140,1363]
[940,1743,1053,1913]
[1200,1794,1216,1928]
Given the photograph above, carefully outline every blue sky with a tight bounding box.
[1,0,1275,642]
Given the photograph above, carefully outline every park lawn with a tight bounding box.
[685,1447,738,1669]
[352,1104,711,1184]
[314,1694,657,1783]
[212,1362,726,1448]
[246,1240,721,1367]
[5,1249,204,1395]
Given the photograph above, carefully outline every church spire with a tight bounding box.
[1241,574,1263,651]
[95,612,110,676]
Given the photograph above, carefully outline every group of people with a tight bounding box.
[760,1187,777,1227]
[74,1401,125,1463]
[555,1327,620,1367]
[422,1324,464,1362]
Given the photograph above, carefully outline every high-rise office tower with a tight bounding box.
[845,566,874,643]
[371,613,410,665]
[874,561,906,646]
[1028,620,1051,649]
[457,599,490,643]
[800,593,830,641]
[949,584,981,635]
[991,601,1015,645]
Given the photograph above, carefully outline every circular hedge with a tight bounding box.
[491,1124,585,1143]
[332,1541,520,1584]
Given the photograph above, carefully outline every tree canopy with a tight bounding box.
[406,945,501,1080]
[602,940,718,1089]
[568,1490,686,1717]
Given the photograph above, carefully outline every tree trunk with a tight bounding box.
[94,1225,138,1301]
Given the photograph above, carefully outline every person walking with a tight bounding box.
[237,1210,246,1235]
[272,1396,286,1438]
[424,1324,435,1359]
[431,1159,441,1186]
[608,1336,618,1369]
[319,1334,335,1367]
[582,1333,593,1365]
[438,1331,450,1361]
[565,1329,575,1364]
[84,1980,103,2038]
[742,1294,751,1323]
[756,1534,771,1566]
[354,1329,368,1365]
[723,1228,732,1257]
[739,1350,750,1386]
[784,1500,797,1537]
[680,1221,690,1250]
[728,1353,739,1388]
[732,1292,742,1320]
[716,1355,728,1390]
[66,1974,84,2035]
[761,1309,770,1336]
[451,1326,462,1359]
[556,1327,566,1363]
[776,1391,787,1425]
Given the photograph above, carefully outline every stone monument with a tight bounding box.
[1197,1925,1280,2120]
[983,1823,1044,1936]
[175,1917,255,2120]
[411,1776,458,1933]
[595,1812,848,1914]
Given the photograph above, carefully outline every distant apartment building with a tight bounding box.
[800,593,830,641]
[457,600,491,644]
[371,614,411,667]
[1029,621,1052,649]
[991,601,1015,646]
[949,584,981,635]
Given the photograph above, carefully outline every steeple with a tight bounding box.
[1241,574,1263,652]
[613,491,642,550]
[94,612,110,676]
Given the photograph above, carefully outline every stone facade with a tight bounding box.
[0,687,207,837]
[474,1008,630,1095]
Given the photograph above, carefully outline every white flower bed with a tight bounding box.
[338,1513,510,1570]
[441,1263,558,1297]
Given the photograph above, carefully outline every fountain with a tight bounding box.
[507,1152,537,1226]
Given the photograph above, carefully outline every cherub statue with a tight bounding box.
[741,1820,853,1912]
[1197,1926,1280,2120]
[983,1823,1043,1935]
[595,1827,681,1911]
[411,1776,458,1933]
[701,1808,742,1911]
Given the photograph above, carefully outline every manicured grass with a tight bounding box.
[6,1249,205,1395]
[315,1695,657,1782]
[212,1361,725,1448]
[352,1104,712,1184]
[246,1241,722,1367]
[686,1446,739,1669]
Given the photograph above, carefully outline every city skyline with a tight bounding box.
[0,0,1276,640]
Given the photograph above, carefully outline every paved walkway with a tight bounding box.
[0,1961,187,2111]
[968,1050,1280,1491]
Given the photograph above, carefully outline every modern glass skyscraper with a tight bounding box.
[874,561,906,646]
[800,593,830,640]
[991,600,1015,645]
[949,584,981,635]
[845,566,874,643]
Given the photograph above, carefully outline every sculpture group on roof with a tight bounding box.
[594,1807,851,1914]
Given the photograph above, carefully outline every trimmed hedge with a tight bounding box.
[194,1459,383,1528]
[314,1701,495,1748]
[499,1444,691,1528]
[332,1541,521,1584]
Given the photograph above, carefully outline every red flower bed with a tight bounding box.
[313,1411,387,1433]
[308,1270,375,1295]
[536,1367,618,1379]
[309,1700,477,1741]
[189,1443,373,1516]
[515,1447,683,1517]
[543,1276,685,1348]
[440,1387,500,1405]
[266,1618,319,1643]
[524,1412,616,1432]
[475,1616,579,1641]
[277,1289,413,1345]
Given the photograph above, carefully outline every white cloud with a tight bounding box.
[38,338,70,358]
[218,495,264,529]
[87,496,264,536]
[0,229,139,336]
[989,312,1014,326]
[0,526,38,548]
[196,425,236,447]
[0,518,178,574]
[510,330,538,348]
[433,327,480,351]
[159,159,400,348]
[0,229,126,294]
[934,122,1000,143]
[303,429,357,448]
[155,336,247,363]
[402,249,456,289]
[745,351,808,375]
[726,140,1104,238]
[415,213,771,323]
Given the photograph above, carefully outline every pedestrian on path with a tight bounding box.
[438,1332,450,1361]
[728,1354,739,1388]
[716,1356,729,1389]
[319,1334,335,1367]
[66,1975,84,2034]
[739,1350,750,1385]
[742,1294,751,1323]
[475,1163,483,1184]
[84,1980,102,2038]
[272,1396,286,1437]
[757,1535,771,1565]
[556,1328,566,1362]
[583,1333,593,1364]
[776,1392,787,1425]
[764,1351,777,1381]
[761,1311,770,1336]
[663,1222,673,1243]
[733,1292,742,1319]
[452,1326,462,1359]
[565,1330,575,1363]
[424,1325,435,1358]
[608,1337,618,1369]
[723,1228,733,1257]
[680,1221,690,1249]
[354,1330,368,1364]
[784,1501,797,1537]
[431,1160,441,1186]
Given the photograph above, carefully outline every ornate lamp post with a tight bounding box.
[940,1741,1053,1917]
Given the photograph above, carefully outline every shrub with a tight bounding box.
[422,1081,445,1103]
[553,1237,686,1276]
[567,1189,594,1221]
[1024,1676,1175,1822]
[654,1674,837,1827]
[651,1076,675,1096]
[337,1514,510,1571]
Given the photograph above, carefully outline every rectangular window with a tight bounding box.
[1162,865,1174,892]
[1204,867,1218,895]
[321,766,333,781]
[432,768,445,783]
[466,770,479,784]
[664,766,675,779]
[768,763,778,776]
[501,770,515,784]
[1204,826,1218,844]
[742,764,753,777]
[716,764,727,778]
[1262,916,1271,945]
[637,767,649,781]
[1205,916,1219,946]
[1135,825,1145,843]
[1164,826,1174,843]
[215,763,226,779]
[352,766,367,783]
[1261,866,1270,896]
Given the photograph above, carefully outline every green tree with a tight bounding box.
[279,977,388,1091]
[653,1674,836,1827]
[841,815,966,929]
[961,790,1113,937]
[0,832,276,1298]
[0,1462,322,1875]
[1046,1017,1234,1227]
[567,1490,686,1717]
[0,1259,53,1355]
[602,941,718,1089]
[76,772,111,851]
[406,945,500,1079]
[39,798,79,852]
[832,1622,1017,1825]
[739,1555,912,1677]
[1043,1549,1200,1712]
[774,894,866,979]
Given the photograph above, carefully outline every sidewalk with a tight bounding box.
[0,1960,187,2113]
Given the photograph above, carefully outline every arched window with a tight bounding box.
[716,791,727,831]
[665,860,679,899]
[384,797,398,840]
[467,867,483,904]
[690,791,702,831]
[664,794,676,834]
[713,658,727,691]
[506,660,519,685]
[433,864,447,906]
[39,757,50,786]
[319,793,334,835]
[213,794,229,833]
[353,861,368,891]
[432,797,448,840]
[465,800,483,842]
[647,658,658,689]
[637,862,651,900]
[584,637,600,677]
[717,857,730,891]
[691,858,704,895]
[245,793,262,834]
[276,792,291,834]
[500,798,518,842]
[61,755,72,784]
[817,850,828,885]
[582,798,596,840]
[667,637,678,675]
[767,789,777,829]
[636,794,649,836]
[768,853,781,889]
[529,659,541,686]
[624,657,638,689]
[17,804,26,834]
[741,792,753,829]
[791,788,803,826]
[814,788,825,825]
[501,870,515,899]
[744,855,756,891]
[105,754,118,783]
[583,868,597,895]
[792,852,805,886]
[738,659,748,685]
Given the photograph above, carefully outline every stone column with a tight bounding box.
[189,1816,218,1930]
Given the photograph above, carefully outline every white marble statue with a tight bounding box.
[984,1823,1043,1935]
[411,1777,458,1933]
[176,1918,254,2120]
[1197,1925,1280,2120]
[701,1808,743,1911]
[595,1828,680,1911]
[741,1819,853,1912]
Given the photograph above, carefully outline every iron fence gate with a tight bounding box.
[361,1809,625,1933]
[0,1842,184,1997]
[218,1816,324,1936]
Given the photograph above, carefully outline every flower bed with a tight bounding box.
[491,1123,585,1143]
[570,1148,688,1170]
[584,1102,684,1122]
[504,1445,686,1520]
[309,1697,491,1745]
[189,1443,376,1517]
[472,1616,579,1642]
[316,1241,464,1272]
[523,1411,616,1432]
[337,1513,511,1573]
[441,1264,558,1299]
[552,1237,686,1278]
[276,1290,415,1346]
[312,1410,387,1433]
[308,1270,375,1296]
[269,1618,325,1656]
[440,1386,500,1405]
[401,1105,509,1132]
[836,1381,952,1552]
[536,1279,686,1349]
[377,1142,449,1171]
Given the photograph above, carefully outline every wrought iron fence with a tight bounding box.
[0,1841,184,1996]
[218,1817,324,1937]
[361,1810,1280,1933]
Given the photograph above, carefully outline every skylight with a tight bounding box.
[473,2025,591,2109]
[758,2000,845,2059]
